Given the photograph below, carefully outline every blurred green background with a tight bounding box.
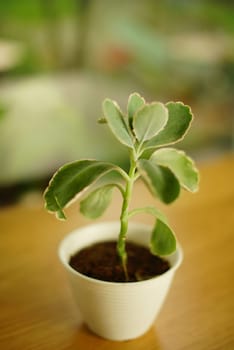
[0,0,233,205]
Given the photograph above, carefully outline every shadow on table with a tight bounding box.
[67,323,163,349]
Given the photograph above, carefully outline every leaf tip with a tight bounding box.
[56,210,67,220]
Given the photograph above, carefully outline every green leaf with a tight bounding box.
[103,98,134,148]
[128,206,168,225]
[138,159,180,204]
[145,102,193,149]
[44,160,126,219]
[151,148,199,192]
[80,185,114,219]
[133,102,168,142]
[150,219,176,256]
[127,92,145,119]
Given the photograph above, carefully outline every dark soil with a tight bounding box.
[69,240,170,283]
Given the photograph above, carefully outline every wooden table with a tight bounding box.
[1,154,234,349]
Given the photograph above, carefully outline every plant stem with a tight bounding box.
[117,150,136,281]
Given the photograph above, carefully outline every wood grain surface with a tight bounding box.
[0,153,234,349]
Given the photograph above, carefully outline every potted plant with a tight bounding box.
[44,93,199,341]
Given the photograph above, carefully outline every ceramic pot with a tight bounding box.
[58,221,183,341]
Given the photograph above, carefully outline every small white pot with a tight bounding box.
[59,221,183,341]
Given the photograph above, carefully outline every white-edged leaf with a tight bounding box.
[44,160,126,219]
[133,102,168,142]
[103,98,134,148]
[138,159,180,204]
[80,185,114,219]
[151,148,199,192]
[128,206,169,224]
[145,102,193,149]
[127,92,145,119]
[150,219,176,256]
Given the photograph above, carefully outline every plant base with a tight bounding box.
[69,240,170,282]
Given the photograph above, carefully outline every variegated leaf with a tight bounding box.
[133,103,168,142]
[151,148,199,192]
[138,159,180,204]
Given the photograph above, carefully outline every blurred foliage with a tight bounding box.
[0,103,6,121]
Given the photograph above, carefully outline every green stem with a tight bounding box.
[117,150,136,281]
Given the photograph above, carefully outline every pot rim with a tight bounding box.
[58,221,183,287]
